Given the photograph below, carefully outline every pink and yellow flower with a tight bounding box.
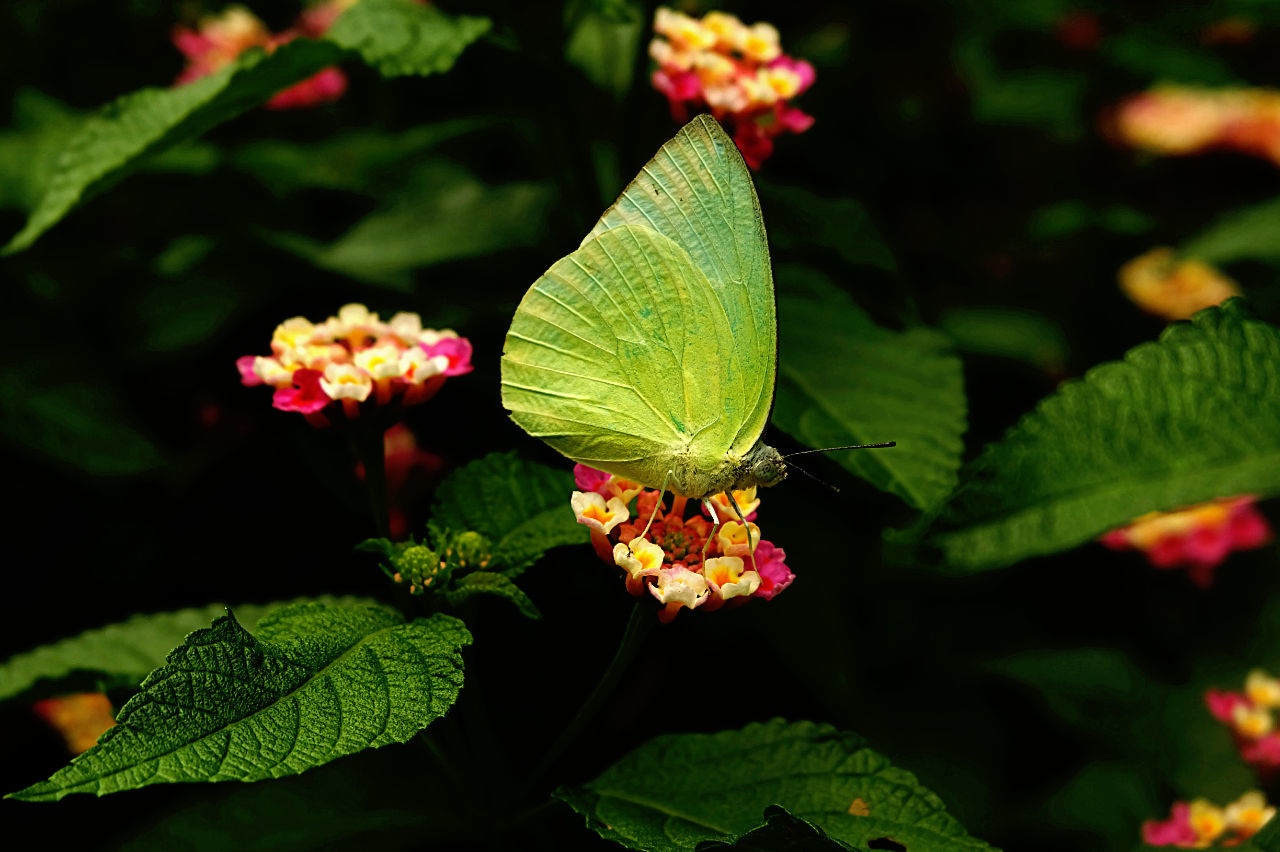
[1118,248,1241,322]
[32,693,116,755]
[650,7,815,169]
[1143,791,1274,847]
[172,5,348,110]
[237,304,470,423]
[570,465,793,621]
[1099,496,1272,587]
[1112,85,1280,167]
[1207,670,1280,776]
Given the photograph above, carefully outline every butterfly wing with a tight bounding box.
[585,114,777,458]
[501,223,737,488]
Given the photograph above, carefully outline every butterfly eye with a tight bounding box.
[753,458,782,485]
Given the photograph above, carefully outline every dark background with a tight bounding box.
[3,1,1280,849]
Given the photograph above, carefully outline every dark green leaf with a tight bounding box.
[761,185,897,275]
[325,0,490,78]
[564,0,644,98]
[0,363,164,475]
[928,299,1280,571]
[1182,196,1280,266]
[556,719,998,851]
[772,268,967,511]
[0,597,381,705]
[937,307,1067,371]
[10,602,470,801]
[431,451,583,575]
[440,571,541,619]
[273,163,552,287]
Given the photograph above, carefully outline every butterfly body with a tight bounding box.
[501,116,785,500]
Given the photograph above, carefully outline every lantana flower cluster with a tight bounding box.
[1143,791,1274,847]
[1207,670,1280,775]
[1113,85,1280,167]
[172,1,374,109]
[1098,496,1272,587]
[236,303,472,424]
[649,7,815,169]
[571,464,794,623]
[1118,248,1241,322]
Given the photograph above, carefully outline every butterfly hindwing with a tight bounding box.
[502,223,736,488]
[585,115,777,457]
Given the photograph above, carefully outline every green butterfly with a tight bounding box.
[500,115,785,505]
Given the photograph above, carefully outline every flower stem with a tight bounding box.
[520,600,652,797]
[354,428,390,539]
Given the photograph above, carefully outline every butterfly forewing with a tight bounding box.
[585,115,777,458]
[502,224,735,489]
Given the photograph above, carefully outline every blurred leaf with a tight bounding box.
[697,806,857,851]
[772,268,967,511]
[10,603,470,801]
[227,119,497,196]
[1182,196,1280,266]
[556,719,997,851]
[115,748,443,852]
[954,35,1085,139]
[3,0,490,254]
[0,597,383,705]
[0,90,79,211]
[440,571,541,619]
[430,452,582,575]
[1025,201,1154,241]
[135,277,240,352]
[760,184,898,275]
[325,0,490,78]
[1100,31,1235,86]
[564,0,644,98]
[0,363,164,475]
[1247,816,1280,850]
[938,307,1066,371]
[928,299,1280,571]
[273,163,552,287]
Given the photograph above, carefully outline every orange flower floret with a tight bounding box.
[1118,248,1240,322]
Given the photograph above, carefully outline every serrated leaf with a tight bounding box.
[441,572,541,619]
[9,602,470,801]
[771,268,967,511]
[430,452,583,575]
[697,806,857,851]
[325,0,490,77]
[0,596,381,705]
[928,299,1280,571]
[556,719,998,852]
[3,0,490,255]
[1182,196,1280,266]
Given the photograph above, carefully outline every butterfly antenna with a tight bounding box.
[783,441,896,459]
[787,459,841,494]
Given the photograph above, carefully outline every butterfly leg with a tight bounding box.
[639,470,676,541]
[701,499,721,566]
[727,492,757,571]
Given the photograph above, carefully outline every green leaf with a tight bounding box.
[0,362,164,476]
[556,719,998,852]
[2,39,342,255]
[564,0,644,98]
[430,451,583,575]
[1182,196,1280,266]
[937,307,1067,372]
[771,268,967,511]
[760,184,898,275]
[1246,815,1280,851]
[440,571,541,619]
[0,597,380,705]
[325,0,490,78]
[928,299,1280,571]
[697,806,857,851]
[273,163,552,288]
[3,0,490,255]
[9,602,470,801]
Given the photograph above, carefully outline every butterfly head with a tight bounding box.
[745,443,787,489]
